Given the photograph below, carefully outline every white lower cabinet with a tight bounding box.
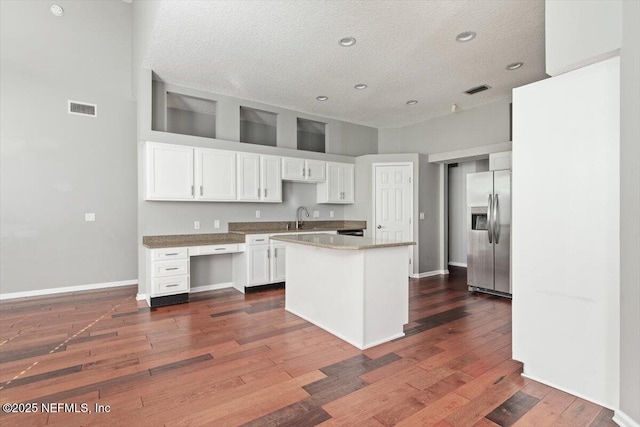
[270,243,286,282]
[232,232,335,292]
[247,244,270,285]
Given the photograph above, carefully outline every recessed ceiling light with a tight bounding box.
[456,31,476,42]
[339,37,357,47]
[316,96,328,101]
[506,62,524,70]
[406,100,418,105]
[50,4,64,16]
[354,84,368,90]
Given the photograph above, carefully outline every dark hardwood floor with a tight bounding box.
[0,267,615,426]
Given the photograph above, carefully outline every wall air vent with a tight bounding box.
[464,85,491,95]
[68,100,97,117]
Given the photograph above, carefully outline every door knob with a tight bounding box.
[377,225,382,229]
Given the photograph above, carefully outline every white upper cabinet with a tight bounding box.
[145,142,194,200]
[489,151,512,171]
[237,153,282,202]
[281,157,326,183]
[261,155,282,202]
[237,153,261,201]
[317,162,355,204]
[196,148,236,200]
[305,159,326,182]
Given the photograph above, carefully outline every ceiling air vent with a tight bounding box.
[68,100,97,117]
[464,85,491,95]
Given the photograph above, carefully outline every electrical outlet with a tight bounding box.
[255,210,261,218]
[419,212,425,220]
[214,220,220,229]
[329,211,334,218]
[313,210,320,218]
[194,221,200,230]
[85,213,95,222]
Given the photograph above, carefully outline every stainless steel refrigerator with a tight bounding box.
[466,170,511,295]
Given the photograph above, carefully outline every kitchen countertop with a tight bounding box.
[143,233,245,249]
[271,233,415,250]
[143,220,368,248]
[228,220,366,235]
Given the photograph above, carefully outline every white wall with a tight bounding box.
[378,97,512,155]
[545,0,622,76]
[0,1,137,295]
[619,0,640,424]
[512,57,620,408]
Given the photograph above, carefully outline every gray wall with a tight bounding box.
[240,121,277,147]
[447,160,489,266]
[0,1,137,294]
[378,97,512,155]
[167,108,216,140]
[619,0,640,423]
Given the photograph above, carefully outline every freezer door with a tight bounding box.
[493,170,511,294]
[467,171,494,289]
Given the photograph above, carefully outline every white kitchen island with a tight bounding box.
[271,233,415,350]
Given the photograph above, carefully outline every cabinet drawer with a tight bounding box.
[153,275,189,296]
[153,247,188,261]
[153,259,188,277]
[247,234,270,245]
[196,244,240,255]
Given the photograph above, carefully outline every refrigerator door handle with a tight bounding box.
[493,194,499,244]
[487,194,493,243]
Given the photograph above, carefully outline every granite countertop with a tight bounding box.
[228,220,366,235]
[143,220,368,249]
[143,233,245,249]
[270,233,416,250]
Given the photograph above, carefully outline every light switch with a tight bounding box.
[194,221,200,230]
[419,212,425,220]
[85,213,95,222]
[313,210,320,218]
[255,210,261,218]
[214,220,220,229]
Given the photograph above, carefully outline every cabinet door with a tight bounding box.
[196,149,236,200]
[305,160,326,182]
[326,162,343,202]
[237,153,261,201]
[341,164,355,203]
[282,157,305,181]
[247,245,270,285]
[261,155,282,202]
[145,142,194,200]
[270,243,286,282]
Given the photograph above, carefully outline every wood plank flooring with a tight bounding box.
[0,267,616,426]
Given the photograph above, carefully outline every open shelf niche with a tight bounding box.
[297,118,326,153]
[239,106,277,147]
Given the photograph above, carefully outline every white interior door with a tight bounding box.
[374,164,413,274]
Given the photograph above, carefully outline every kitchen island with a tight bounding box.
[271,233,415,350]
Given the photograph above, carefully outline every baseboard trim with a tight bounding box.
[448,262,467,268]
[614,410,640,427]
[136,293,148,301]
[0,279,138,301]
[410,270,449,279]
[520,370,614,412]
[190,282,235,293]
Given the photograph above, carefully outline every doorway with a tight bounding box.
[372,163,414,275]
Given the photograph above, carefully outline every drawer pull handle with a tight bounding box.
[165,253,178,256]
[215,248,226,251]
[255,239,265,242]
[166,284,179,288]
[165,267,179,271]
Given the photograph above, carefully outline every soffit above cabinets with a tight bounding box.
[140,0,547,128]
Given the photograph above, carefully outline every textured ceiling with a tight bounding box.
[142,0,547,128]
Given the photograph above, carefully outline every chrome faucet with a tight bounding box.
[296,206,310,229]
